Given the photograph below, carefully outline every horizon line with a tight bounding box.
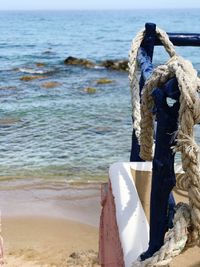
[0,7,200,11]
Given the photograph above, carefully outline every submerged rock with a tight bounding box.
[20,75,48,81]
[64,56,95,68]
[12,67,20,71]
[100,59,128,71]
[42,49,52,54]
[91,126,113,134]
[0,118,21,127]
[41,81,61,88]
[0,86,17,90]
[96,78,113,84]
[35,62,46,67]
[83,87,97,94]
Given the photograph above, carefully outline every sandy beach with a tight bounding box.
[0,175,200,267]
[0,180,101,267]
[4,217,99,267]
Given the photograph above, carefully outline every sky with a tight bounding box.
[1,0,200,10]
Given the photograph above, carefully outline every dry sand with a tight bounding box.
[0,180,101,267]
[4,217,99,267]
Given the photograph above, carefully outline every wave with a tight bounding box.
[17,67,54,75]
[93,65,105,69]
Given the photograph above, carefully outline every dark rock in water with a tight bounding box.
[64,56,128,71]
[100,59,128,71]
[64,56,95,68]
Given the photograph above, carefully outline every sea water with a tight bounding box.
[0,9,200,182]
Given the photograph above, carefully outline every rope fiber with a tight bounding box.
[129,27,200,267]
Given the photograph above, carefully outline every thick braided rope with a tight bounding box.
[139,57,176,160]
[132,203,191,267]
[176,172,189,191]
[129,29,145,139]
[129,28,176,141]
[135,57,200,267]
[139,59,200,265]
[129,27,200,266]
[173,58,200,245]
[140,56,200,160]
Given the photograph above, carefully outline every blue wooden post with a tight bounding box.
[130,23,156,161]
[140,84,179,260]
[137,46,180,260]
[155,33,200,46]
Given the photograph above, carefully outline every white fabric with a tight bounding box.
[109,161,183,267]
[109,162,150,267]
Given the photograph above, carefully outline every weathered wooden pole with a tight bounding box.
[136,30,180,259]
[130,23,156,161]
[140,82,179,260]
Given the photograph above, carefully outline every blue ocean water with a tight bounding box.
[0,9,200,182]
